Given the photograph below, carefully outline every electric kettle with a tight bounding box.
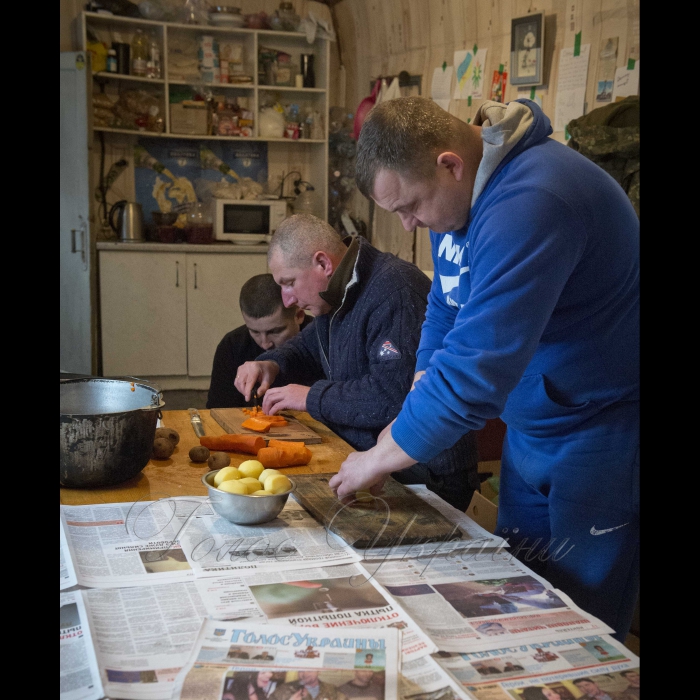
[108,201,144,242]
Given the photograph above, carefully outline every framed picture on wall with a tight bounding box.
[510,13,545,86]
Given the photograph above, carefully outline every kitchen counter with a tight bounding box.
[96,241,269,253]
[59,409,353,506]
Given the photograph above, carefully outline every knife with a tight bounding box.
[188,408,205,437]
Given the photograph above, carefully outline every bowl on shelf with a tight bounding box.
[202,470,295,525]
[209,5,245,26]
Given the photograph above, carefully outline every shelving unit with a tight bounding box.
[78,10,329,220]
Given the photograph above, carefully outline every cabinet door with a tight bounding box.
[100,251,187,376]
[186,254,268,377]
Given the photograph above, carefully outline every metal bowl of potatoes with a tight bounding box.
[202,470,295,525]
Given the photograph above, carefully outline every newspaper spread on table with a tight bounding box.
[362,555,613,653]
[432,633,640,699]
[171,619,401,700]
[61,515,79,590]
[61,497,360,589]
[60,590,104,700]
[342,487,507,564]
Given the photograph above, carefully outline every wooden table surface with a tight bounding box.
[60,409,355,506]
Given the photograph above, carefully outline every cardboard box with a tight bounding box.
[466,491,499,534]
[170,102,209,135]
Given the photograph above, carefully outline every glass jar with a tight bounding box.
[185,202,213,244]
[270,1,300,31]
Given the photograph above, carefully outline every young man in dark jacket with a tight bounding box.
[235,213,480,511]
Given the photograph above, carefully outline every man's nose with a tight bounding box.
[281,290,296,307]
[398,212,416,231]
[260,337,274,350]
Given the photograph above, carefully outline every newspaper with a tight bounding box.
[60,590,104,700]
[193,563,436,662]
[432,634,640,699]
[60,499,203,588]
[171,619,401,700]
[341,487,507,564]
[61,497,360,589]
[400,654,471,700]
[177,498,361,577]
[363,555,613,652]
[61,515,79,590]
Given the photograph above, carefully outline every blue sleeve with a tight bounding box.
[393,188,587,462]
[257,322,324,386]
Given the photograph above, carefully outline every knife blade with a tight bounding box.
[252,387,259,412]
[188,408,205,437]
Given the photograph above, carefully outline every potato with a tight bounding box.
[239,477,263,493]
[214,466,242,487]
[238,459,264,479]
[258,468,279,485]
[251,490,272,496]
[152,437,175,460]
[208,452,231,470]
[217,479,248,495]
[264,473,292,494]
[155,427,180,446]
[189,445,210,463]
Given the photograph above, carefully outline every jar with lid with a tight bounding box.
[131,29,149,77]
[185,202,213,244]
[270,1,300,31]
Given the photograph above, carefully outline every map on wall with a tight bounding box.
[134,138,268,227]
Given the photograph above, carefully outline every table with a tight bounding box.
[60,409,355,506]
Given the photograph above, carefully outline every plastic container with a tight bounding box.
[185,202,213,244]
[106,49,118,73]
[131,29,149,77]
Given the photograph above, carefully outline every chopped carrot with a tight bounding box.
[200,434,265,455]
[241,417,272,433]
[257,443,312,467]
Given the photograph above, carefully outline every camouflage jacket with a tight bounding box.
[567,96,639,218]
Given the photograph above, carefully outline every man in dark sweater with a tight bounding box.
[207,274,313,408]
[235,214,480,510]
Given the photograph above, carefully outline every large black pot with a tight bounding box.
[60,377,164,488]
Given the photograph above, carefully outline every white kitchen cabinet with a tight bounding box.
[99,249,267,380]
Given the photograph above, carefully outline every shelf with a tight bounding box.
[94,72,165,84]
[258,86,326,93]
[93,127,325,143]
[168,80,254,89]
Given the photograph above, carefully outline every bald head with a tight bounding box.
[268,214,347,268]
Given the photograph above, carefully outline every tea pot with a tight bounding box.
[108,201,144,242]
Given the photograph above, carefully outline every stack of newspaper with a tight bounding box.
[61,486,639,700]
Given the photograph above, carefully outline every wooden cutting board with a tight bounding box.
[292,473,467,548]
[210,407,323,444]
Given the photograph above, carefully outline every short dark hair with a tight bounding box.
[239,274,294,319]
[620,670,638,678]
[355,96,466,198]
[573,678,594,685]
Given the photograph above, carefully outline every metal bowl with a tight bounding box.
[202,471,294,525]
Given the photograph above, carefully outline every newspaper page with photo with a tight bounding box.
[193,563,436,662]
[344,487,507,564]
[171,619,401,700]
[60,590,104,700]
[61,515,79,590]
[178,498,361,577]
[363,555,613,653]
[60,499,205,588]
[400,654,472,700]
[431,634,640,699]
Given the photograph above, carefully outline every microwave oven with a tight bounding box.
[213,198,288,244]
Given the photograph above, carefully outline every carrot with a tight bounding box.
[268,439,306,450]
[241,417,272,433]
[241,407,287,425]
[200,434,266,455]
[257,443,312,467]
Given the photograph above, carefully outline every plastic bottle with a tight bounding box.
[131,29,149,77]
[146,35,161,79]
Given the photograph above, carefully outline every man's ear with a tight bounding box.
[312,251,335,278]
[436,151,465,182]
[293,307,306,325]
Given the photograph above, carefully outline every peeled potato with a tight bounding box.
[355,490,374,503]
[217,479,248,495]
[238,459,264,479]
[239,477,263,493]
[265,473,292,494]
[258,468,279,485]
[214,466,242,487]
[251,490,272,496]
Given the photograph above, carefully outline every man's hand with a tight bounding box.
[262,385,310,414]
[411,370,426,391]
[234,361,280,401]
[328,432,417,501]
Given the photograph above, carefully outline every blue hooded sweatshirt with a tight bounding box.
[391,99,640,463]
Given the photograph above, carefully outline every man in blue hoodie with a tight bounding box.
[329,97,639,641]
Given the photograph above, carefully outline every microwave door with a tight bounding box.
[224,205,270,234]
